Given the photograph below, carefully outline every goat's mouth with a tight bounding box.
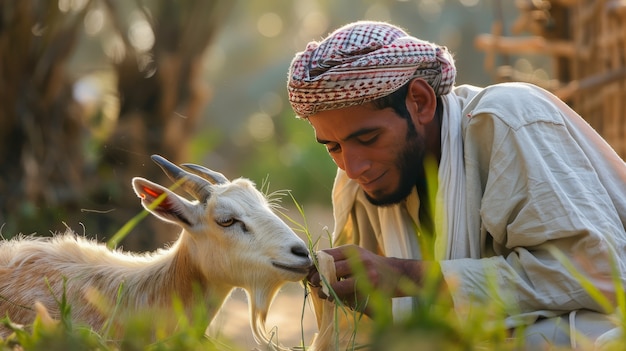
[272,262,309,275]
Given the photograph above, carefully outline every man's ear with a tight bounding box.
[405,78,437,126]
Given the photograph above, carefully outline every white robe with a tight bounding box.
[326,82,626,347]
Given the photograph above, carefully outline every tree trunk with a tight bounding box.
[0,0,233,251]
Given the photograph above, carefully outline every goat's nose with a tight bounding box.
[291,245,310,259]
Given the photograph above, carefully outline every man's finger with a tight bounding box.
[307,271,321,287]
[330,277,357,299]
[333,259,354,279]
[315,287,328,300]
[321,244,363,262]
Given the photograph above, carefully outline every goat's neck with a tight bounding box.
[120,234,233,320]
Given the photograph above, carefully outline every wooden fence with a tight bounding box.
[475,0,626,158]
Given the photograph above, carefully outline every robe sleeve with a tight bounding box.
[440,110,626,318]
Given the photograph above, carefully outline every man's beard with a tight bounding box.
[365,127,424,206]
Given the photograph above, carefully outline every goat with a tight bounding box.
[0,154,312,347]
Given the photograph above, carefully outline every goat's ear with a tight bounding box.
[131,177,196,227]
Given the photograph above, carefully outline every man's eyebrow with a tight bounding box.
[316,127,379,145]
[316,137,330,145]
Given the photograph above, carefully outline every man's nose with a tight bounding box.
[341,148,370,180]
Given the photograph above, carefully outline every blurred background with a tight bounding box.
[4,0,624,348]
[0,0,526,249]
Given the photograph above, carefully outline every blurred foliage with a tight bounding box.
[0,0,234,249]
[0,0,87,236]
[0,0,523,249]
[1,237,624,351]
[0,290,243,351]
[194,0,522,206]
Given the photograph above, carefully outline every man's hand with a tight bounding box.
[306,244,436,316]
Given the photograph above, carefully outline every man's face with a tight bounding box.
[308,104,425,206]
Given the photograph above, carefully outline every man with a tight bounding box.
[287,21,626,348]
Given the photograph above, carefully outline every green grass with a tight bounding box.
[2,190,626,350]
[0,289,241,351]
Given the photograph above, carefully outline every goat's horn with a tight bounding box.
[180,163,229,185]
[150,155,212,201]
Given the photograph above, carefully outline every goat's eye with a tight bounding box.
[216,218,236,227]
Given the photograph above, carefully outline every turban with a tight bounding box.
[287,21,456,118]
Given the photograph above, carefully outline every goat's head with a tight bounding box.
[132,155,312,285]
[131,155,312,345]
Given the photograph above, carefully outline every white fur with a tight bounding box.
[0,173,312,348]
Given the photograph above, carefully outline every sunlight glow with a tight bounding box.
[247,112,275,142]
[459,0,480,7]
[533,68,549,81]
[364,3,391,22]
[129,19,154,52]
[259,92,283,116]
[279,143,302,167]
[300,11,329,39]
[73,77,101,105]
[439,26,461,52]
[58,0,88,12]
[257,13,283,38]
[293,0,328,46]
[514,58,534,74]
[205,47,226,75]
[103,35,126,63]
[417,0,443,20]
[84,8,104,36]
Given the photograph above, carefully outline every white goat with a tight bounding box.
[0,154,312,347]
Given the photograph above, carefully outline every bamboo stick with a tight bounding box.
[474,34,576,57]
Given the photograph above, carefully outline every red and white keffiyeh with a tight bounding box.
[287,21,456,118]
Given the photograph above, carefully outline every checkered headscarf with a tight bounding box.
[287,21,456,118]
